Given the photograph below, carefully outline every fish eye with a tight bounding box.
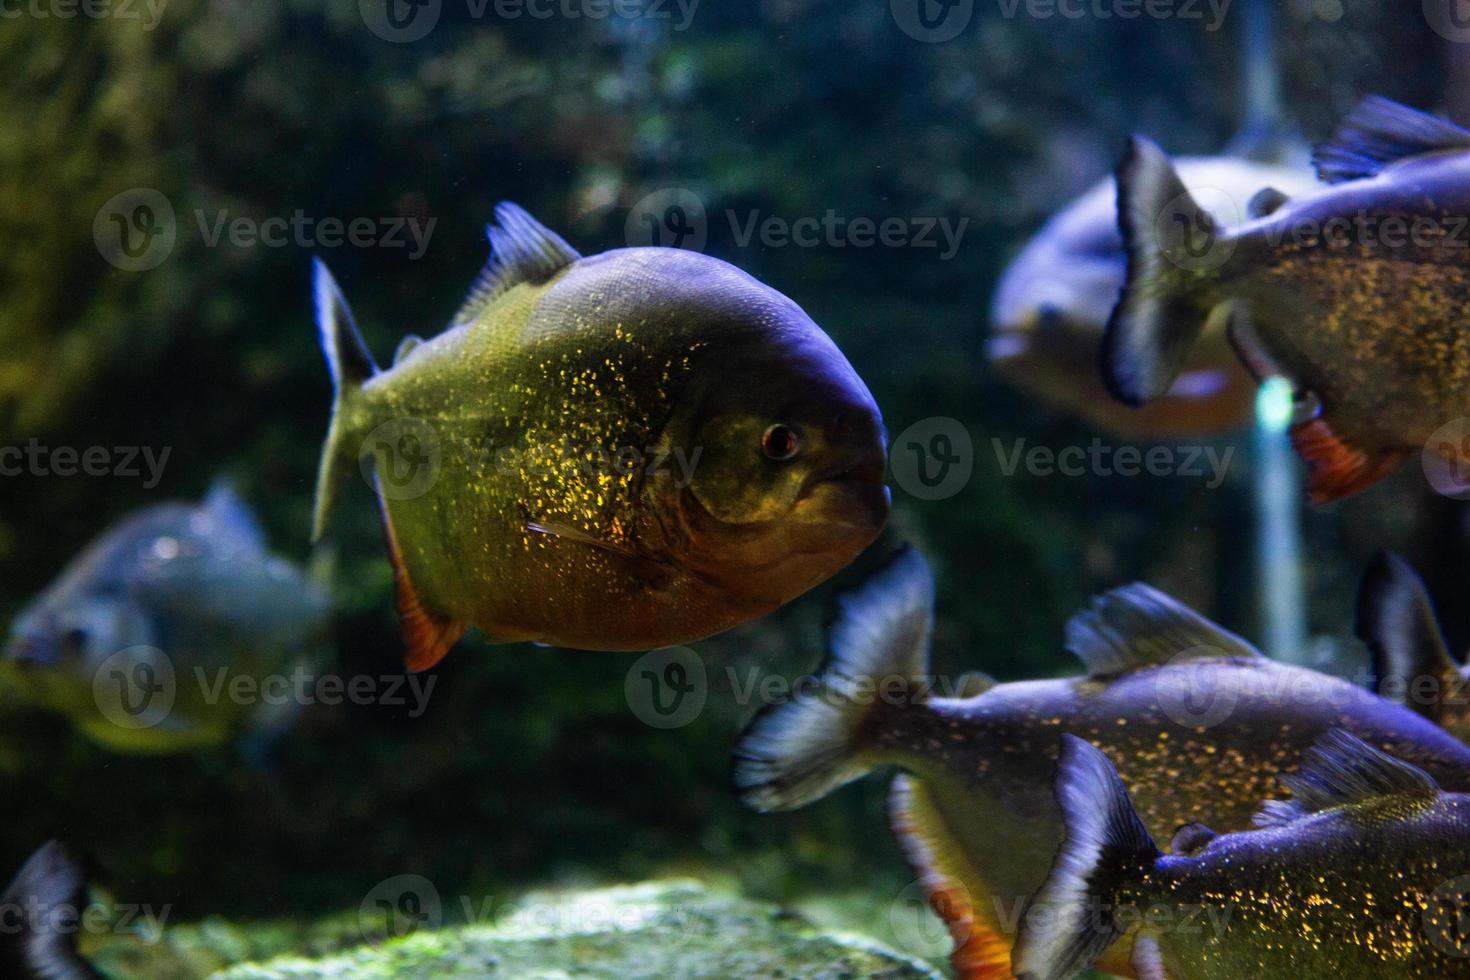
[761,424,802,461]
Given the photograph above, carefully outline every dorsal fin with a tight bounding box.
[1356,552,1462,709]
[952,671,997,699]
[202,479,265,551]
[1064,583,1262,678]
[1252,730,1439,829]
[452,202,580,327]
[1247,186,1290,219]
[1313,96,1470,185]
[1168,822,1218,855]
[393,335,425,366]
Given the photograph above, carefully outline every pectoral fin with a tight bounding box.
[378,489,466,673]
[525,520,676,590]
[1289,417,1406,504]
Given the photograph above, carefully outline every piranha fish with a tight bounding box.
[732,547,1470,980]
[1356,552,1470,744]
[0,842,106,980]
[311,203,890,670]
[1,483,330,753]
[1103,97,1470,502]
[989,156,1318,438]
[1015,731,1470,979]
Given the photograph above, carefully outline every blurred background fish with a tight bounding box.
[1,483,330,753]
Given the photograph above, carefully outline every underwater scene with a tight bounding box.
[6,0,1470,977]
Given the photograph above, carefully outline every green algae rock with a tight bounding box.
[207,880,941,980]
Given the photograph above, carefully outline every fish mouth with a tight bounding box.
[797,454,891,536]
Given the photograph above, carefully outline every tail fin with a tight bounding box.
[1013,736,1161,980]
[0,842,106,980]
[1355,553,1462,714]
[732,546,935,811]
[311,258,379,542]
[1102,137,1222,407]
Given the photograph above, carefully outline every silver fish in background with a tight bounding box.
[1356,552,1470,744]
[1,483,330,753]
[0,842,105,980]
[1015,732,1470,979]
[989,156,1319,438]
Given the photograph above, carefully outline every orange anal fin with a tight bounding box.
[1289,418,1406,504]
[888,776,1016,980]
[378,492,466,672]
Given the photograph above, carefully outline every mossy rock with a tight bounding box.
[206,879,941,980]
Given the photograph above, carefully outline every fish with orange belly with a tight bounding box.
[1015,732,1470,979]
[732,548,1470,979]
[311,204,890,670]
[1103,97,1470,502]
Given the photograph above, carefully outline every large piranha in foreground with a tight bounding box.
[732,548,1470,978]
[311,204,890,670]
[1104,97,1470,502]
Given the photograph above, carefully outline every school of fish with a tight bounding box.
[6,91,1470,980]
